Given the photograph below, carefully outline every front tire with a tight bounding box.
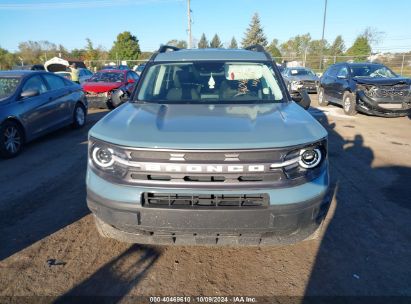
[0,121,24,158]
[317,87,328,106]
[342,91,357,116]
[72,103,87,128]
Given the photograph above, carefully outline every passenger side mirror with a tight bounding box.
[291,89,311,110]
[20,89,40,99]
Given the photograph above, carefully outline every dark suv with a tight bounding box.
[318,62,411,117]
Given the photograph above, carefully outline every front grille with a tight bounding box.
[142,193,269,208]
[129,149,285,163]
[90,138,327,189]
[129,170,284,184]
[362,84,410,99]
[302,80,316,85]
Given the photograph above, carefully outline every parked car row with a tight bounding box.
[281,62,411,117]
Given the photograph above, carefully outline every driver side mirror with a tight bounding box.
[20,89,40,99]
[290,89,311,110]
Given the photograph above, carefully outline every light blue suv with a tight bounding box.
[86,45,331,245]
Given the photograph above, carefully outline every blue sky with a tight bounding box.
[1,0,411,53]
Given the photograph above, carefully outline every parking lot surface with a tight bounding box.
[0,98,410,299]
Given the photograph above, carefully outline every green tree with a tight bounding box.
[17,40,59,64]
[198,33,209,48]
[210,34,223,48]
[109,31,141,60]
[267,39,281,59]
[306,39,328,67]
[229,37,238,49]
[84,38,99,61]
[70,48,86,60]
[166,39,187,49]
[139,51,154,60]
[0,47,16,69]
[280,33,311,58]
[346,36,371,59]
[328,35,345,56]
[242,13,268,47]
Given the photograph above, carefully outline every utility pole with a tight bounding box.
[319,0,328,70]
[187,0,192,48]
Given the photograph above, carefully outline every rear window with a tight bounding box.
[136,61,284,104]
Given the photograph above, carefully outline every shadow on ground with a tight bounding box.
[304,108,411,299]
[54,244,160,302]
[0,111,107,260]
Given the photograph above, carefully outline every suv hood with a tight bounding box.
[354,77,411,86]
[82,82,123,93]
[90,102,327,149]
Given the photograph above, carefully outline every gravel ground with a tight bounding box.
[0,98,410,301]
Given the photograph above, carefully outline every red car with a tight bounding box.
[82,69,139,109]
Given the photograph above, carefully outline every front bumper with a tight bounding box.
[85,94,110,109]
[357,91,411,117]
[86,169,331,245]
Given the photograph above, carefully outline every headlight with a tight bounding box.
[283,140,327,180]
[92,146,114,168]
[290,80,302,91]
[299,148,322,169]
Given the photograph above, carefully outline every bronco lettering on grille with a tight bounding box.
[141,164,267,173]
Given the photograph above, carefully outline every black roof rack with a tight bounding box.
[148,45,180,62]
[158,45,180,53]
[244,44,272,61]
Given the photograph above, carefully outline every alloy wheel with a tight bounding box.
[76,107,85,126]
[4,126,21,154]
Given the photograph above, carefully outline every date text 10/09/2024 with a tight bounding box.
[149,296,257,303]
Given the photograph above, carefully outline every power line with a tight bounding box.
[0,0,182,10]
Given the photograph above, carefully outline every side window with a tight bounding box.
[337,66,349,78]
[79,70,85,77]
[43,74,66,90]
[22,76,48,94]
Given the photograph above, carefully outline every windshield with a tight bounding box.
[136,61,284,104]
[0,77,20,99]
[350,65,397,78]
[89,72,124,83]
[289,68,315,76]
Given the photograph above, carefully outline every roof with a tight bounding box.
[333,62,383,67]
[0,70,45,77]
[347,62,383,66]
[154,48,269,62]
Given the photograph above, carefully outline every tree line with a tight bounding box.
[0,12,406,70]
[0,31,146,69]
